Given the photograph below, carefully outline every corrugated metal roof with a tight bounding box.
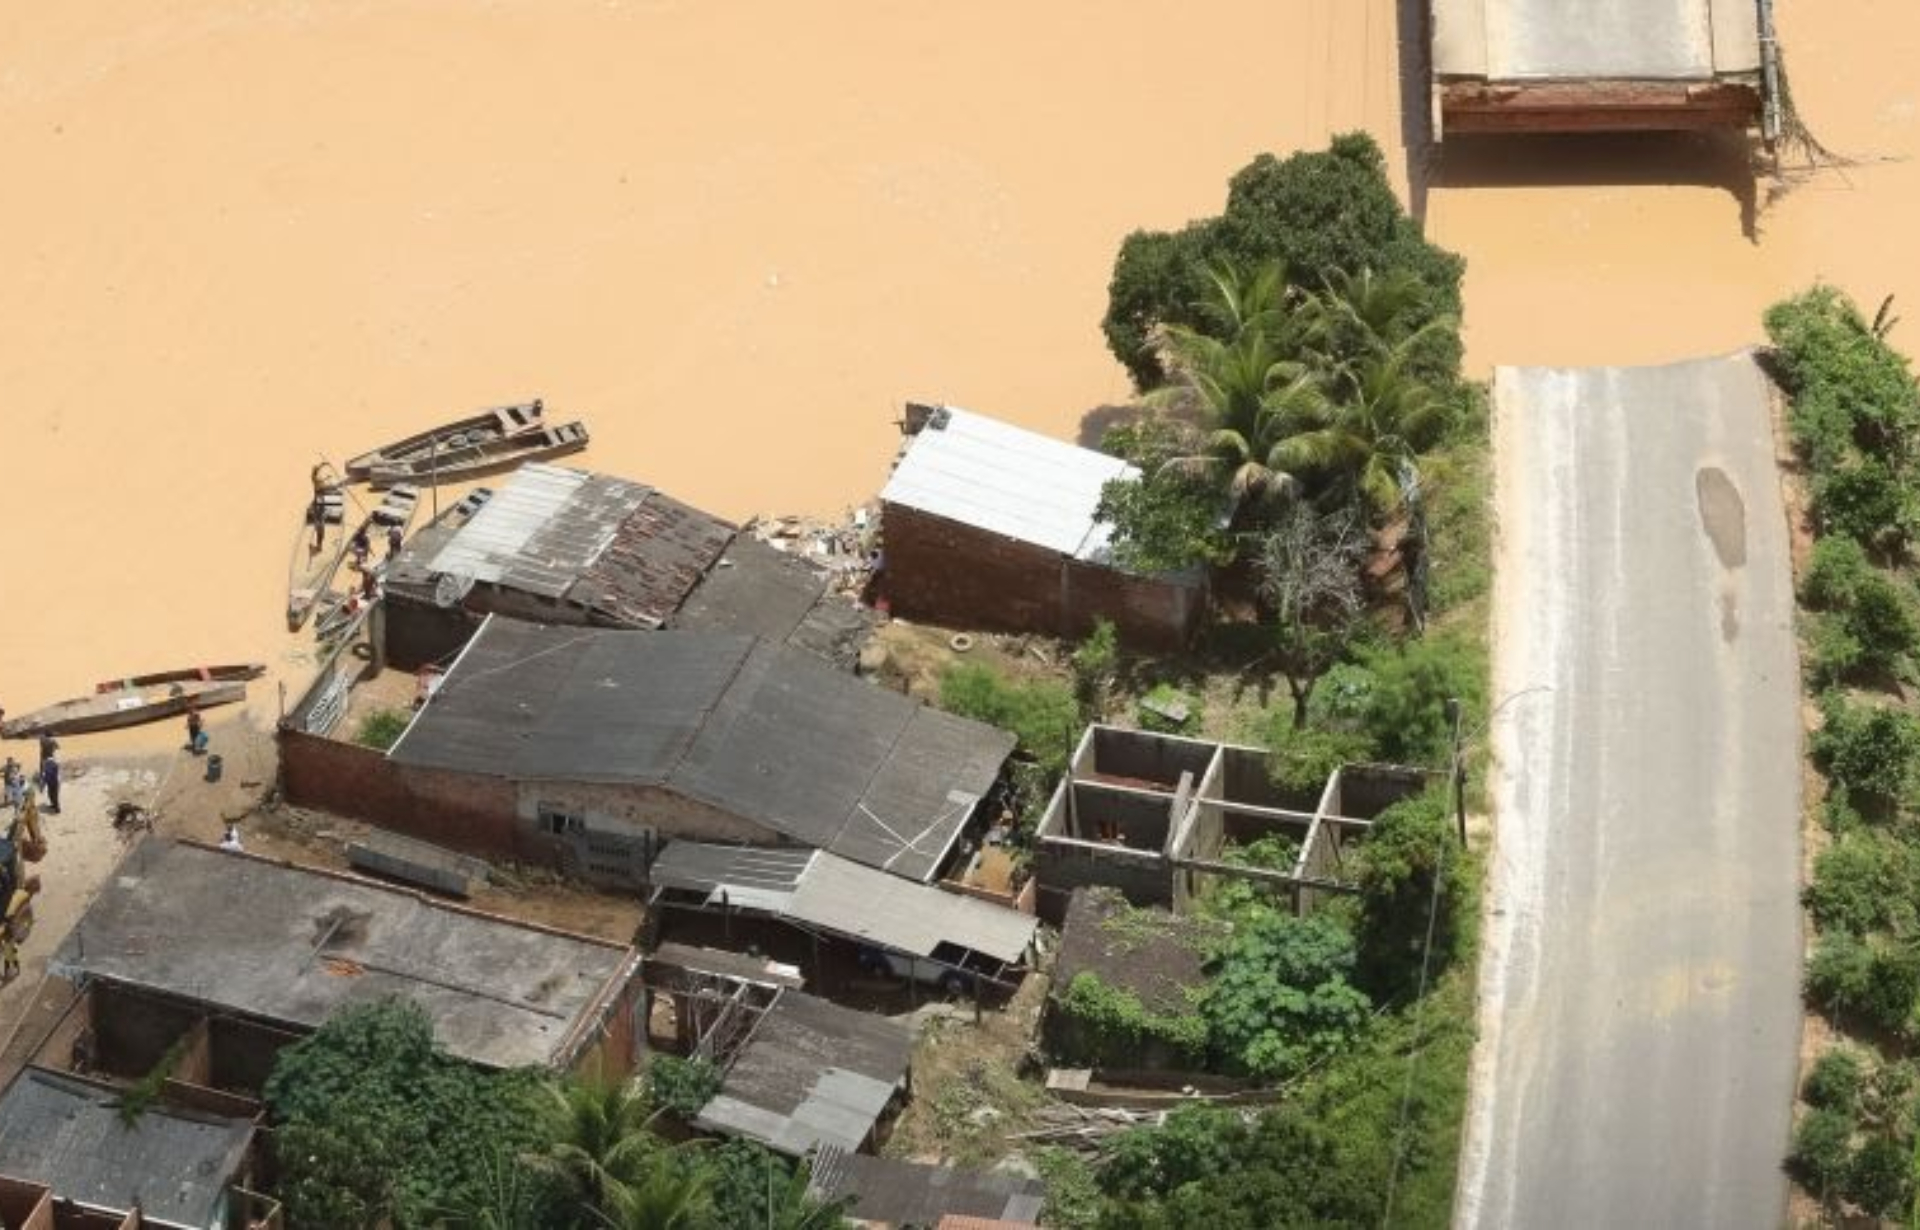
[428,463,592,584]
[788,851,1037,964]
[652,840,1037,965]
[879,406,1137,560]
[807,1148,1048,1227]
[694,989,911,1158]
[391,623,1013,880]
[500,471,649,599]
[650,843,815,914]
[0,1068,254,1226]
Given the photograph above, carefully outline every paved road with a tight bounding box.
[1456,354,1802,1229]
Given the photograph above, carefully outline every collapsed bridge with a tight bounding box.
[1430,0,1780,139]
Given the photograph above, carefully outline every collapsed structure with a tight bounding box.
[1430,0,1775,137]
[878,404,1206,649]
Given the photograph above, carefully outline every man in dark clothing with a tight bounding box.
[37,733,57,776]
[39,756,59,815]
[387,523,404,559]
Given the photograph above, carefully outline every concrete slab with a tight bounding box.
[1434,0,1761,80]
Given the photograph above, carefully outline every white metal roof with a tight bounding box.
[879,406,1136,561]
[426,462,587,583]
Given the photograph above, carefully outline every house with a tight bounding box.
[51,839,643,1079]
[805,1148,1045,1228]
[1430,0,1767,137]
[646,840,1038,995]
[878,404,1205,649]
[0,1067,261,1230]
[283,618,1015,877]
[1031,725,1437,922]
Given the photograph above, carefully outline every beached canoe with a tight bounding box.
[288,484,421,630]
[345,400,554,485]
[2,678,248,739]
[358,417,589,488]
[92,664,267,694]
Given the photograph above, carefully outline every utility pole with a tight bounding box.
[1445,696,1467,845]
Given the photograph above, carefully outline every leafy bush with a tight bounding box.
[355,708,412,751]
[1804,614,1863,687]
[1093,414,1233,574]
[1353,632,1487,767]
[1765,286,1920,471]
[1352,788,1475,1000]
[1071,619,1119,718]
[1098,1104,1244,1202]
[1055,971,1209,1070]
[1811,459,1917,554]
[1102,135,1462,391]
[1031,1147,1104,1230]
[1844,1133,1912,1217]
[1806,831,1920,936]
[1804,1047,1865,1115]
[938,663,1079,778]
[1807,931,1878,1018]
[1802,536,1873,609]
[1265,722,1374,796]
[264,1000,544,1229]
[1811,692,1920,809]
[1789,1107,1855,1195]
[1201,913,1371,1081]
[647,1055,721,1120]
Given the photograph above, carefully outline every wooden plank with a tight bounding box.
[1441,79,1761,133]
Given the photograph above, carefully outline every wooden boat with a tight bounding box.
[288,484,421,630]
[357,415,589,489]
[343,399,560,483]
[93,664,266,694]
[2,677,248,739]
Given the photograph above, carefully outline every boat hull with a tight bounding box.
[363,420,589,488]
[344,401,546,482]
[93,664,267,694]
[2,679,248,739]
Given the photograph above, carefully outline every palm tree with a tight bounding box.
[1276,335,1452,519]
[594,1153,710,1230]
[431,1150,548,1230]
[1309,266,1434,367]
[526,1077,661,1215]
[1149,261,1323,504]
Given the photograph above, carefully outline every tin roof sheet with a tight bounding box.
[880,406,1135,560]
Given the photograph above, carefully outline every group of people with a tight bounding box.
[2,733,63,816]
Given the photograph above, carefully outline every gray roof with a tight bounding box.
[807,1147,1047,1227]
[54,840,636,1071]
[0,1067,255,1227]
[694,990,912,1157]
[672,536,873,669]
[1432,0,1759,80]
[409,463,733,627]
[880,405,1136,561]
[650,841,1038,964]
[391,621,1014,881]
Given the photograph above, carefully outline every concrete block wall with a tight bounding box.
[1032,840,1174,923]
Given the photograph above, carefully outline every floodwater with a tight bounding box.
[0,0,1913,733]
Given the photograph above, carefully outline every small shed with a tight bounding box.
[693,989,914,1157]
[878,404,1205,649]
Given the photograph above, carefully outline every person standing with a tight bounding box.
[186,708,208,756]
[218,823,244,853]
[39,754,59,815]
[349,524,372,569]
[386,522,404,559]
[37,732,57,780]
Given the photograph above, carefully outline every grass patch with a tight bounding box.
[353,708,411,751]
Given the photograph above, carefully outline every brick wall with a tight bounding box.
[880,503,1203,649]
[279,730,524,860]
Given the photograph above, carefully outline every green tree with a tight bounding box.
[937,663,1080,777]
[1352,633,1487,766]
[646,1056,722,1121]
[1789,1107,1854,1198]
[1843,1133,1912,1218]
[1200,913,1371,1080]
[1102,134,1462,392]
[1805,830,1920,935]
[1803,1047,1865,1115]
[703,1142,849,1230]
[594,1152,710,1230]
